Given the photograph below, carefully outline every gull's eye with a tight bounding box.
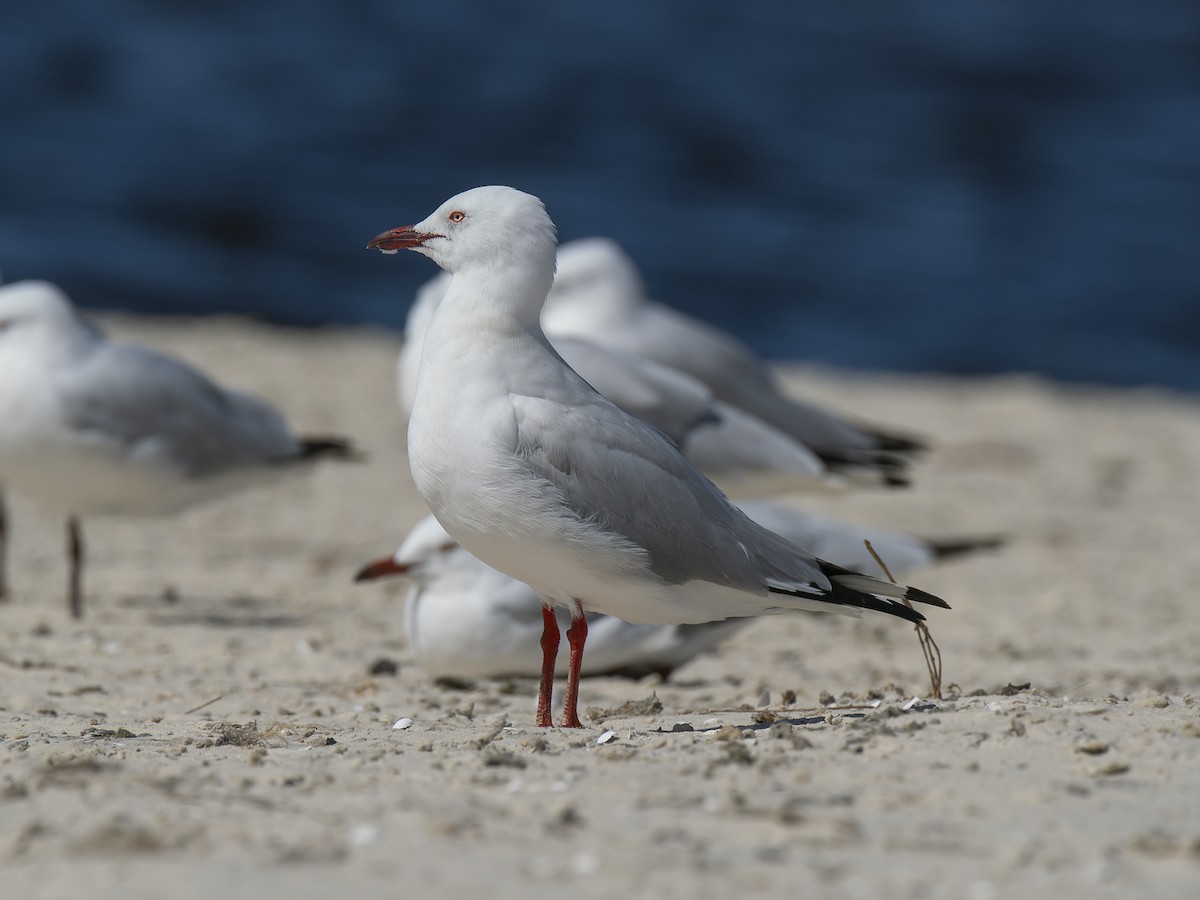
[448,210,466,224]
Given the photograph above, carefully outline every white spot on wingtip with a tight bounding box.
[378,249,398,255]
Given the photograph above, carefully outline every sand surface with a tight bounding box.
[2,315,1199,899]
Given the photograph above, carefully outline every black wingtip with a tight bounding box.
[818,450,915,490]
[769,581,931,624]
[904,586,951,610]
[927,535,1006,561]
[783,561,945,623]
[299,435,365,463]
[859,594,927,623]
[872,430,929,455]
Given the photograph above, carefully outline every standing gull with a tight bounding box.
[0,281,358,617]
[368,186,949,728]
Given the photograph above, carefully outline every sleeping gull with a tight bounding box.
[355,507,994,683]
[0,280,358,617]
[356,514,749,681]
[544,238,926,486]
[367,185,949,728]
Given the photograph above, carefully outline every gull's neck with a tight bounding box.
[411,251,561,420]
[436,253,556,336]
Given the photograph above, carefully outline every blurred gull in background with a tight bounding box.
[543,238,927,486]
[0,280,359,617]
[356,513,747,681]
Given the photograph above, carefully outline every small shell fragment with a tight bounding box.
[595,730,617,745]
[392,717,414,730]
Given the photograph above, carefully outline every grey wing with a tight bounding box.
[510,389,831,597]
[552,338,717,445]
[682,401,826,480]
[611,304,779,408]
[62,343,299,476]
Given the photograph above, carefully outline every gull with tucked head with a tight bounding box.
[355,513,751,682]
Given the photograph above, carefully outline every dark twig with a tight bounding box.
[865,539,943,699]
[184,694,224,715]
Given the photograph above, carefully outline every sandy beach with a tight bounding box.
[2,314,1199,899]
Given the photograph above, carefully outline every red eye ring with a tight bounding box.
[448,211,465,223]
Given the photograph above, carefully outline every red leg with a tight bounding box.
[536,605,560,727]
[560,610,588,728]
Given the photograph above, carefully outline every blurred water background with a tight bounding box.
[2,2,1199,389]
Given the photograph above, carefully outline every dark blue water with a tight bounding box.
[3,2,1200,389]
